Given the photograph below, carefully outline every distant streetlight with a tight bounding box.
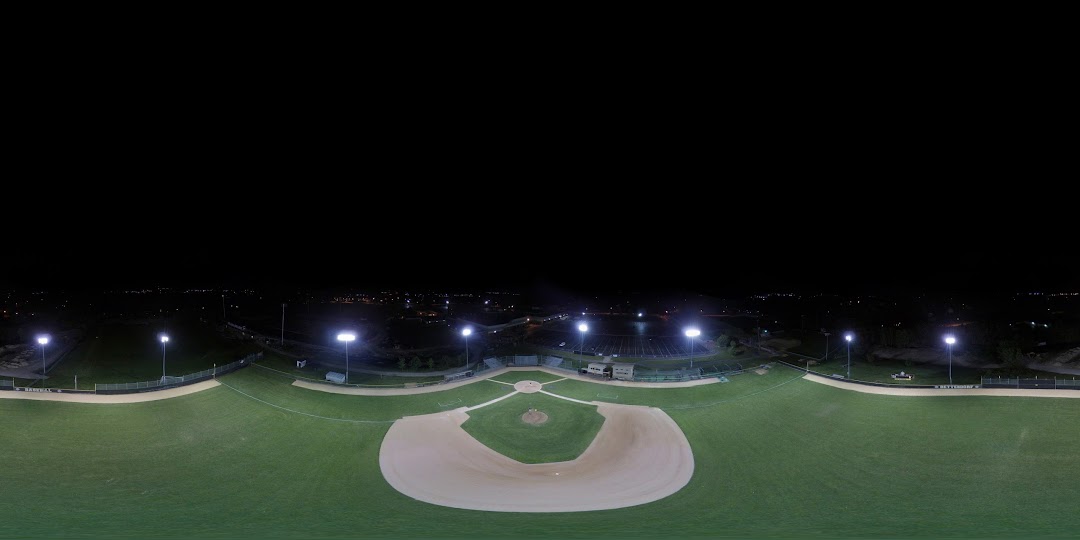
[945,335,956,385]
[462,327,472,367]
[844,333,853,379]
[578,323,588,358]
[160,335,169,382]
[37,336,49,387]
[337,332,356,384]
[685,328,701,368]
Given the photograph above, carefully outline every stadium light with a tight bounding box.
[37,336,49,387]
[462,327,472,367]
[337,333,356,384]
[638,312,643,318]
[578,323,588,357]
[844,333,853,379]
[944,335,956,384]
[160,335,169,382]
[685,328,701,368]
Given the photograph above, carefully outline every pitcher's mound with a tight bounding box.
[522,409,548,425]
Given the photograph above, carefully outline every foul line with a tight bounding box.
[465,390,519,411]
[538,390,595,406]
[541,377,569,386]
[485,379,517,387]
[216,380,393,424]
[661,372,806,411]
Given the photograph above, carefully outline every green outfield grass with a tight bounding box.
[253,355,446,387]
[1,366,1078,538]
[461,392,604,463]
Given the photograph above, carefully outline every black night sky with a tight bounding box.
[7,74,1075,298]
[5,187,1076,297]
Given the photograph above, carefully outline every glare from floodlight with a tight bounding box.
[578,323,588,332]
[685,329,701,338]
[37,336,49,345]
[337,333,356,342]
[462,327,472,337]
[945,336,956,345]
[845,333,853,342]
[160,335,169,343]
[638,312,643,317]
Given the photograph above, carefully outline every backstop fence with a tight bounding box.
[95,352,261,394]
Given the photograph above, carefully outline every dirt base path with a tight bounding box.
[0,380,221,403]
[804,373,1080,398]
[379,402,694,512]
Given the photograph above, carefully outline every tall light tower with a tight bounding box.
[945,335,956,385]
[160,335,169,382]
[221,294,226,322]
[844,333,853,379]
[685,328,701,369]
[281,303,286,345]
[37,336,49,387]
[337,332,356,384]
[578,323,588,363]
[462,327,472,367]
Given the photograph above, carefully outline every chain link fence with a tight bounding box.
[96,352,262,394]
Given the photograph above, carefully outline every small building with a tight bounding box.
[325,371,346,384]
[585,363,612,377]
[612,363,635,381]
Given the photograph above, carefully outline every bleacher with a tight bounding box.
[543,356,563,369]
[483,358,503,371]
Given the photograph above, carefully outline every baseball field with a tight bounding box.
[1,363,1078,538]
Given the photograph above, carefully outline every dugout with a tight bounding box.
[325,371,346,384]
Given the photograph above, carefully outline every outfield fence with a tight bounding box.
[0,380,13,391]
[95,352,261,394]
[774,360,1080,391]
[981,376,1080,390]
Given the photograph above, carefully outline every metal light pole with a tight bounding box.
[945,336,956,385]
[221,294,226,322]
[845,333,853,379]
[281,303,286,345]
[160,335,169,381]
[823,332,831,363]
[37,336,49,387]
[578,323,588,362]
[462,327,472,367]
[685,328,701,369]
[337,332,356,384]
